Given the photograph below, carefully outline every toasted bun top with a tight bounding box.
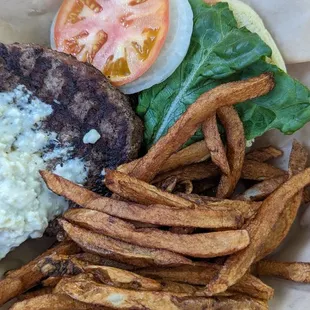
[209,0,287,72]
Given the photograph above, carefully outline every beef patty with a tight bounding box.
[0,43,143,192]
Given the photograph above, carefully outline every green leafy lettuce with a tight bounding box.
[137,0,310,149]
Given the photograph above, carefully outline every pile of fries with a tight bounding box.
[2,73,310,309]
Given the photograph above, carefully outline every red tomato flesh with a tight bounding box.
[54,0,169,86]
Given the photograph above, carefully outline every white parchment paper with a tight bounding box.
[0,0,310,309]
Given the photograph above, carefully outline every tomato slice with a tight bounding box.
[54,0,169,86]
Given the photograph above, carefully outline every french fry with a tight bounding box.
[0,241,80,306]
[138,265,274,301]
[17,287,53,301]
[217,106,245,198]
[10,294,106,310]
[128,74,274,183]
[154,159,285,184]
[205,167,310,296]
[73,253,136,271]
[44,170,244,229]
[159,280,201,295]
[153,161,220,184]
[159,176,178,192]
[60,220,192,267]
[178,193,262,219]
[42,277,63,287]
[104,169,195,209]
[202,115,230,175]
[236,175,288,201]
[84,265,162,290]
[118,140,210,174]
[54,277,268,310]
[176,180,194,194]
[256,260,310,283]
[258,140,308,260]
[246,146,283,162]
[241,160,287,180]
[63,210,249,258]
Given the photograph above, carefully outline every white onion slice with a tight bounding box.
[50,0,193,95]
[120,0,193,94]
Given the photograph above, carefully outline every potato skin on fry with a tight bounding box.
[60,220,192,267]
[118,140,210,175]
[203,115,230,175]
[205,167,310,295]
[217,106,245,198]
[0,241,80,306]
[138,265,274,300]
[257,260,310,283]
[129,73,274,183]
[10,294,106,310]
[63,209,249,258]
[246,146,283,162]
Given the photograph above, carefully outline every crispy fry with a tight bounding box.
[241,160,287,180]
[129,74,274,183]
[73,253,136,271]
[0,241,80,306]
[42,277,63,287]
[178,193,262,219]
[205,167,310,295]
[202,115,230,175]
[138,265,274,301]
[236,175,288,201]
[60,220,192,267]
[17,287,53,301]
[104,169,196,209]
[257,260,310,283]
[10,294,106,310]
[153,162,220,183]
[154,159,285,184]
[246,146,283,162]
[118,140,210,175]
[159,280,200,295]
[55,277,268,310]
[217,106,245,198]
[63,209,249,258]
[84,265,162,290]
[44,170,244,229]
[258,140,308,260]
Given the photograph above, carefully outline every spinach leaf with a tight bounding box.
[137,1,310,149]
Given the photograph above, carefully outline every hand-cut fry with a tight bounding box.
[258,140,308,260]
[84,265,162,290]
[60,220,192,267]
[178,193,262,219]
[10,294,106,310]
[54,277,268,310]
[138,265,274,300]
[63,209,249,258]
[0,241,80,306]
[154,159,285,184]
[73,253,136,271]
[42,277,63,287]
[205,167,310,295]
[246,146,283,162]
[236,175,288,201]
[17,287,53,301]
[202,115,230,175]
[217,106,245,198]
[118,140,210,174]
[153,162,220,184]
[257,260,310,283]
[160,280,201,295]
[104,169,196,209]
[44,170,244,229]
[128,74,274,183]
[241,160,286,180]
